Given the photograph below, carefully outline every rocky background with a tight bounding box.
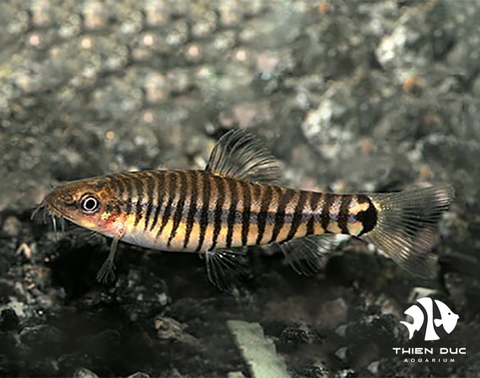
[0,0,479,377]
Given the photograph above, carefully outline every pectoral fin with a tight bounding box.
[97,228,125,283]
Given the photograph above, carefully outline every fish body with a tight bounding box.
[38,129,454,288]
[45,170,376,253]
[401,297,459,341]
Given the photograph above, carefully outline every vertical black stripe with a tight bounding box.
[196,172,211,252]
[337,195,353,234]
[306,192,321,235]
[108,175,126,219]
[108,175,118,193]
[225,178,239,248]
[286,190,309,241]
[321,193,334,232]
[150,172,167,232]
[183,171,198,248]
[269,187,294,243]
[210,176,226,251]
[256,185,273,244]
[157,172,178,237]
[109,175,123,197]
[143,172,156,231]
[168,171,188,247]
[133,174,145,227]
[241,181,252,246]
[123,174,134,215]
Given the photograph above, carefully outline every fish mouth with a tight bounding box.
[45,202,75,223]
[31,200,69,235]
[31,194,75,225]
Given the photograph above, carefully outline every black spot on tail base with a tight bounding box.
[356,195,377,236]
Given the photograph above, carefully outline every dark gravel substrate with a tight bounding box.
[1,1,479,377]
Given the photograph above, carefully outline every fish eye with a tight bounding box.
[80,195,100,213]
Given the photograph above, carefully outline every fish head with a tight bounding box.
[434,300,459,334]
[41,176,125,237]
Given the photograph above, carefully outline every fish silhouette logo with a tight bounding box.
[400,297,459,341]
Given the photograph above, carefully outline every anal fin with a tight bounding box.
[279,234,340,275]
[205,248,251,291]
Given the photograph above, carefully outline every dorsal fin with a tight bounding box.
[206,129,281,183]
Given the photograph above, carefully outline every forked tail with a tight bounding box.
[399,321,417,339]
[361,185,455,278]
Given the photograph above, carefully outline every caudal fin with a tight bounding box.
[361,185,454,278]
[400,321,417,339]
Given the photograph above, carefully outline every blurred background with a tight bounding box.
[0,1,479,377]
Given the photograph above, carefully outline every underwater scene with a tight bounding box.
[0,1,479,377]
